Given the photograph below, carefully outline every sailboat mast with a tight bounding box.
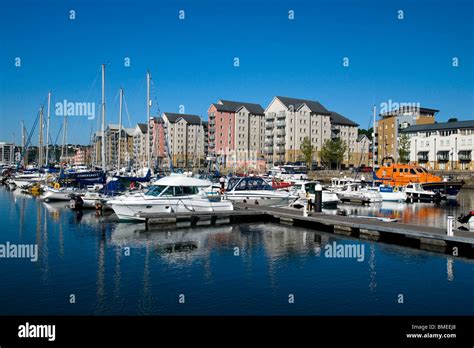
[372,104,376,168]
[146,71,151,169]
[21,121,26,166]
[118,88,123,171]
[45,91,51,166]
[101,64,106,171]
[38,106,44,167]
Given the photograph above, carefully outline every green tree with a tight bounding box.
[319,138,347,169]
[448,117,458,122]
[300,137,314,167]
[398,134,410,163]
[358,127,373,141]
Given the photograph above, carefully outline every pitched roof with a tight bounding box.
[357,134,369,142]
[275,96,331,115]
[214,100,265,115]
[136,123,148,133]
[329,111,359,126]
[163,112,202,125]
[400,120,474,133]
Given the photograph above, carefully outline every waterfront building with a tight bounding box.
[354,134,372,167]
[264,96,358,167]
[162,112,206,169]
[208,99,265,168]
[401,120,474,170]
[149,116,166,168]
[132,123,148,168]
[0,142,15,166]
[105,124,134,169]
[376,106,437,165]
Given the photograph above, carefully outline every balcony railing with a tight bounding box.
[265,139,273,146]
[459,151,472,161]
[266,113,276,121]
[209,134,215,141]
[277,113,286,119]
[209,142,215,148]
[276,121,286,128]
[275,138,285,145]
[265,129,273,136]
[209,127,215,133]
[275,128,285,136]
[265,122,274,129]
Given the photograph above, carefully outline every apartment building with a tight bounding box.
[208,99,265,167]
[162,112,205,168]
[0,142,15,166]
[150,117,166,167]
[264,96,359,167]
[329,111,359,167]
[353,134,371,167]
[376,106,437,165]
[401,120,474,170]
[104,124,134,169]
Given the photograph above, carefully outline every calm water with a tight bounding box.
[1,187,474,315]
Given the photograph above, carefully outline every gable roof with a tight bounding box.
[274,96,331,115]
[163,112,202,125]
[357,134,369,142]
[136,123,148,133]
[400,120,474,133]
[214,99,265,115]
[329,111,359,127]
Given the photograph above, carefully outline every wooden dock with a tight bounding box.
[137,202,474,258]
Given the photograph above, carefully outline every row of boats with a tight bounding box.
[0,163,466,224]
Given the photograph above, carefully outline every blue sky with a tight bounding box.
[1,0,473,145]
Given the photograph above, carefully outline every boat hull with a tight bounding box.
[421,181,464,199]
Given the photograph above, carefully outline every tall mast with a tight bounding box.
[101,64,106,171]
[21,121,26,166]
[146,71,151,169]
[38,106,44,167]
[118,88,123,171]
[372,104,376,168]
[45,91,51,166]
[61,115,68,162]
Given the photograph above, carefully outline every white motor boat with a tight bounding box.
[42,186,79,201]
[224,176,291,206]
[335,183,383,204]
[368,185,407,202]
[405,183,442,203]
[9,173,44,189]
[289,181,339,208]
[107,175,234,221]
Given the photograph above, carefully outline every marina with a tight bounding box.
[0,185,473,315]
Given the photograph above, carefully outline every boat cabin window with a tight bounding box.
[406,184,413,189]
[145,185,168,197]
[393,168,397,172]
[227,177,273,191]
[410,169,416,174]
[173,186,200,196]
[404,168,409,173]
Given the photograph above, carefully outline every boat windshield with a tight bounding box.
[227,177,273,191]
[145,185,168,197]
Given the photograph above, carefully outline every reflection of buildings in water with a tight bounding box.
[447,258,454,282]
[95,226,107,314]
[368,244,377,292]
[138,244,155,315]
[110,224,234,265]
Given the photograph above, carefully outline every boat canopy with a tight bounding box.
[152,175,212,187]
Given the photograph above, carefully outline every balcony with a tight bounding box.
[276,138,286,146]
[437,151,449,162]
[275,128,285,136]
[265,122,274,129]
[264,146,273,154]
[209,127,215,133]
[277,112,286,120]
[265,139,273,146]
[459,150,472,161]
[209,119,215,126]
[417,151,429,163]
[276,121,286,128]
[265,129,273,136]
[209,141,215,148]
[209,134,215,141]
[209,113,215,119]
[266,112,276,121]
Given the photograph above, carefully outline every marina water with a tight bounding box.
[1,187,473,315]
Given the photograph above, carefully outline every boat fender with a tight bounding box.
[393,186,399,193]
[54,183,60,189]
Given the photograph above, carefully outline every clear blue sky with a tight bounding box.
[1,0,473,145]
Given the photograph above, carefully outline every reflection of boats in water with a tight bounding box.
[110,224,234,262]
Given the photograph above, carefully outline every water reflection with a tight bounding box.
[3,186,474,315]
[326,189,474,229]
